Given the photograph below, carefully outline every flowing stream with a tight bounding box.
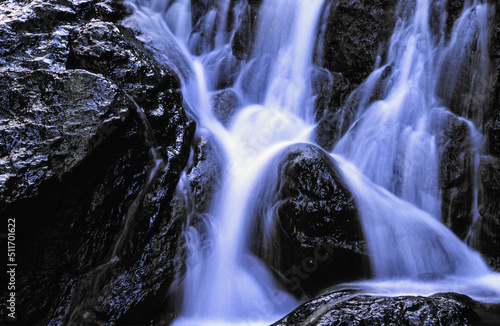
[125,0,500,324]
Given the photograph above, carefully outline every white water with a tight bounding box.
[330,0,500,303]
[125,0,500,324]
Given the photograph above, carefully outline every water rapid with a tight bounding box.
[125,0,500,324]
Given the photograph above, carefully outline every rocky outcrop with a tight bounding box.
[445,0,465,38]
[0,69,128,207]
[272,290,500,326]
[312,68,352,151]
[251,144,369,297]
[475,156,500,270]
[436,113,475,240]
[314,0,398,151]
[472,0,500,271]
[0,0,196,325]
[322,0,398,86]
[231,0,262,60]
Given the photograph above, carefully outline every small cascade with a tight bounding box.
[333,154,490,279]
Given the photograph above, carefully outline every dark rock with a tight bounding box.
[446,0,465,39]
[273,290,486,326]
[251,143,369,296]
[322,0,398,85]
[489,110,500,156]
[0,0,131,71]
[186,134,225,215]
[211,88,241,126]
[231,0,261,60]
[7,105,193,325]
[0,68,129,206]
[313,65,393,151]
[0,0,74,70]
[488,1,500,157]
[312,69,351,151]
[67,20,183,140]
[436,113,475,240]
[436,4,491,126]
[474,156,500,271]
[312,67,351,123]
[0,0,196,325]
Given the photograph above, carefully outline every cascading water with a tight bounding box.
[124,0,500,324]
[331,0,500,302]
[127,0,325,324]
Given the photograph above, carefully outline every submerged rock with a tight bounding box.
[211,88,241,126]
[251,144,369,296]
[272,290,494,326]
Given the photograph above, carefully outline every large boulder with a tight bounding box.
[272,290,497,326]
[0,68,128,207]
[0,0,196,325]
[251,144,369,297]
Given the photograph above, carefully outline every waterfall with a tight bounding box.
[127,0,325,324]
[331,0,500,302]
[124,0,500,324]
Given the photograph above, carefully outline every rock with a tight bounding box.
[474,156,500,271]
[0,0,130,71]
[0,0,196,325]
[313,65,394,151]
[312,69,351,151]
[436,3,491,126]
[251,144,369,296]
[186,134,225,215]
[445,0,465,38]
[273,290,488,326]
[0,0,75,70]
[231,0,261,60]
[436,113,475,240]
[211,88,241,126]
[0,68,129,207]
[322,0,398,85]
[67,19,186,156]
[489,110,500,156]
[8,107,193,325]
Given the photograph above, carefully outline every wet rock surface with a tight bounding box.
[322,0,398,86]
[211,88,241,126]
[436,113,474,240]
[252,144,369,296]
[0,69,128,206]
[230,0,262,60]
[312,68,352,151]
[475,155,500,271]
[473,0,500,271]
[272,290,500,326]
[0,0,195,325]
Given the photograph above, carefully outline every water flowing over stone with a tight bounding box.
[5,0,500,324]
[124,0,500,324]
